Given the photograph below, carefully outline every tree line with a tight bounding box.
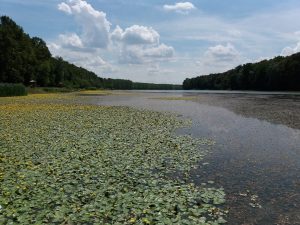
[100,79,181,90]
[183,53,300,91]
[0,16,181,90]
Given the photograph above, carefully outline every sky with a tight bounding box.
[1,0,300,84]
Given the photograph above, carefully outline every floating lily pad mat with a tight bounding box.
[0,94,226,224]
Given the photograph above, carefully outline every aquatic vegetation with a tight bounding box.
[78,90,135,97]
[0,93,75,106]
[78,90,112,96]
[0,94,226,224]
[239,191,262,209]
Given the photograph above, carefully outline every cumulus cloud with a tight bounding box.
[204,43,240,62]
[281,41,300,56]
[58,0,111,48]
[48,42,109,69]
[114,25,160,45]
[51,0,175,77]
[58,2,72,14]
[111,25,160,46]
[110,25,123,42]
[58,33,83,49]
[163,2,196,14]
[119,44,174,64]
[196,43,242,74]
[111,25,174,64]
[143,44,174,58]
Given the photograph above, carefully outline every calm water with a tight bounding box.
[90,91,300,225]
[129,90,300,96]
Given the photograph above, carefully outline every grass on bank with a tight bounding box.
[27,87,77,94]
[0,93,226,225]
[26,87,113,96]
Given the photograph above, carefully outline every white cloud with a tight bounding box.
[110,25,123,42]
[204,43,240,62]
[58,2,72,14]
[85,56,107,67]
[143,44,174,58]
[58,0,111,48]
[196,43,243,74]
[119,44,174,64]
[58,33,83,49]
[121,25,160,45]
[119,46,144,64]
[111,25,160,45]
[52,0,175,80]
[48,42,109,69]
[281,41,300,56]
[55,1,175,64]
[163,2,196,14]
[112,25,174,64]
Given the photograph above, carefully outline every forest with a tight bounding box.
[0,16,180,90]
[183,53,300,91]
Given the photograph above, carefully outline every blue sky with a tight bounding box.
[1,0,300,84]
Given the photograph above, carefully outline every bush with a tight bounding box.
[0,83,27,97]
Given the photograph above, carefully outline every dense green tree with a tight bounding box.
[132,82,181,90]
[183,53,300,91]
[0,16,35,84]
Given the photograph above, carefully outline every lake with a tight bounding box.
[92,90,300,225]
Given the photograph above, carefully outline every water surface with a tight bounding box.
[90,91,300,225]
